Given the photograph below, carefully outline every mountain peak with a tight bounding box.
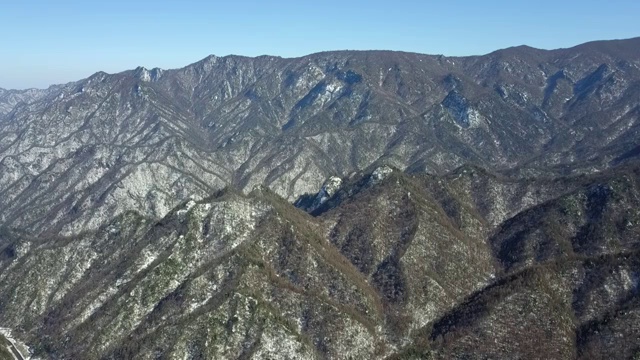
[133,66,163,82]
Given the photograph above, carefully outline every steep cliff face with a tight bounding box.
[1,38,640,359]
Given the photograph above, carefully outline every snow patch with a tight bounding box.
[369,165,394,185]
[0,327,33,359]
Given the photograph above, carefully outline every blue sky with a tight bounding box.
[1,0,638,89]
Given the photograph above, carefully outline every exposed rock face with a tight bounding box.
[442,90,483,128]
[1,38,640,359]
[369,165,394,185]
[307,176,343,211]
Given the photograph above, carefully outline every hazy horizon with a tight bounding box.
[2,0,639,89]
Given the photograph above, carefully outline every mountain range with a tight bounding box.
[1,37,640,359]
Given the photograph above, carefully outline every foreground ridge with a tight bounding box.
[1,164,640,358]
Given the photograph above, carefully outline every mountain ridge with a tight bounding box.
[3,162,640,358]
[4,37,639,93]
[1,36,640,358]
[1,36,639,235]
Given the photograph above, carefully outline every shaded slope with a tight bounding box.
[490,164,640,272]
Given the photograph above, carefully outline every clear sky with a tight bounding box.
[1,0,638,89]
